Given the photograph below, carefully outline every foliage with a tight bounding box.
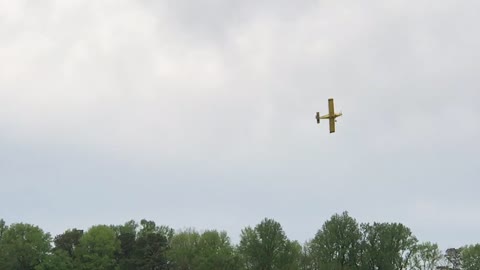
[53,228,83,258]
[75,225,120,270]
[113,220,138,270]
[238,218,301,270]
[410,242,442,270]
[35,250,74,270]
[131,219,171,270]
[300,241,315,270]
[0,219,7,267]
[0,214,478,270]
[195,230,240,270]
[0,219,6,239]
[461,244,480,270]
[168,228,200,269]
[0,222,51,270]
[444,247,463,270]
[310,211,362,270]
[359,222,417,270]
[168,228,240,270]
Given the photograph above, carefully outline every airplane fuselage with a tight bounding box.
[319,112,343,120]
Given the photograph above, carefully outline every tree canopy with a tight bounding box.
[0,213,477,270]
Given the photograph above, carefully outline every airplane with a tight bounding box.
[315,98,343,133]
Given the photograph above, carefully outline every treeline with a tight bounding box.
[0,212,479,270]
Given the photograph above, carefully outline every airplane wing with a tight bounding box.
[329,118,335,133]
[328,98,335,116]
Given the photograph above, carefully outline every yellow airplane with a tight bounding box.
[315,98,343,133]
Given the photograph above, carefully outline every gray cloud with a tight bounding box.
[1,0,479,248]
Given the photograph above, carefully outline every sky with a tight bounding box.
[1,0,479,249]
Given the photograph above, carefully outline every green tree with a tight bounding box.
[461,244,480,270]
[238,218,300,270]
[134,232,169,269]
[409,242,442,270]
[113,220,138,236]
[0,222,51,270]
[195,230,240,270]
[300,241,315,270]
[53,228,83,258]
[113,220,138,270]
[0,219,7,239]
[168,228,200,270]
[279,240,303,270]
[132,219,171,270]
[444,248,462,270]
[359,222,417,270]
[310,211,361,270]
[138,219,174,241]
[0,219,7,267]
[75,225,120,270]
[35,250,74,270]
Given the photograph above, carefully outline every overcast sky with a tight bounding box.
[1,0,479,249]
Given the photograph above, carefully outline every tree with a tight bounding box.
[461,244,480,270]
[35,250,74,270]
[168,228,240,270]
[238,218,300,270]
[168,228,200,270]
[53,228,83,258]
[113,220,139,270]
[278,240,303,270]
[409,242,442,270]
[134,232,169,269]
[168,229,200,270]
[138,219,174,241]
[131,219,171,270]
[310,211,362,270]
[0,222,51,270]
[359,222,417,270]
[195,230,240,270]
[300,241,316,270]
[0,219,7,240]
[75,225,120,270]
[444,248,462,270]
[0,219,7,267]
